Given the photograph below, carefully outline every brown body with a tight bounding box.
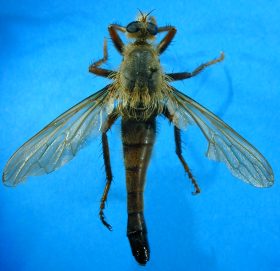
[116,29,163,263]
[6,12,265,267]
[83,13,225,265]
[93,15,225,263]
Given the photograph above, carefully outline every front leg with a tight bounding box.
[157,26,177,54]
[108,24,126,54]
[89,38,116,78]
[166,52,225,81]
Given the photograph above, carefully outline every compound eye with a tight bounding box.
[126,21,141,33]
[147,22,158,35]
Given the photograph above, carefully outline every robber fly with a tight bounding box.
[2,11,274,265]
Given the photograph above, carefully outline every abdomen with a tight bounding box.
[121,117,156,265]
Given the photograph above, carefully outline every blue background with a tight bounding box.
[0,0,279,270]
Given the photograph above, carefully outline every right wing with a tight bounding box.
[3,84,115,186]
[166,87,274,188]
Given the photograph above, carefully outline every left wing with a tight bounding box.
[166,87,274,188]
[3,84,114,186]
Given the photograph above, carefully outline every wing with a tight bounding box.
[3,84,115,186]
[166,87,274,188]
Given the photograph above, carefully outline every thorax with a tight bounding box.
[113,43,168,121]
[119,43,162,93]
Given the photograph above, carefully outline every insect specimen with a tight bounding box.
[2,11,274,265]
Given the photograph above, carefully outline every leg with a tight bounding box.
[99,133,113,230]
[157,26,177,54]
[174,126,200,195]
[108,24,126,54]
[166,52,224,81]
[174,127,200,194]
[99,112,119,230]
[89,38,116,78]
[163,107,200,194]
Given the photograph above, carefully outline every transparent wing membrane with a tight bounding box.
[169,87,274,187]
[3,85,113,186]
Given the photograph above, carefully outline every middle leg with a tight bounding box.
[166,52,224,81]
[89,38,116,78]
